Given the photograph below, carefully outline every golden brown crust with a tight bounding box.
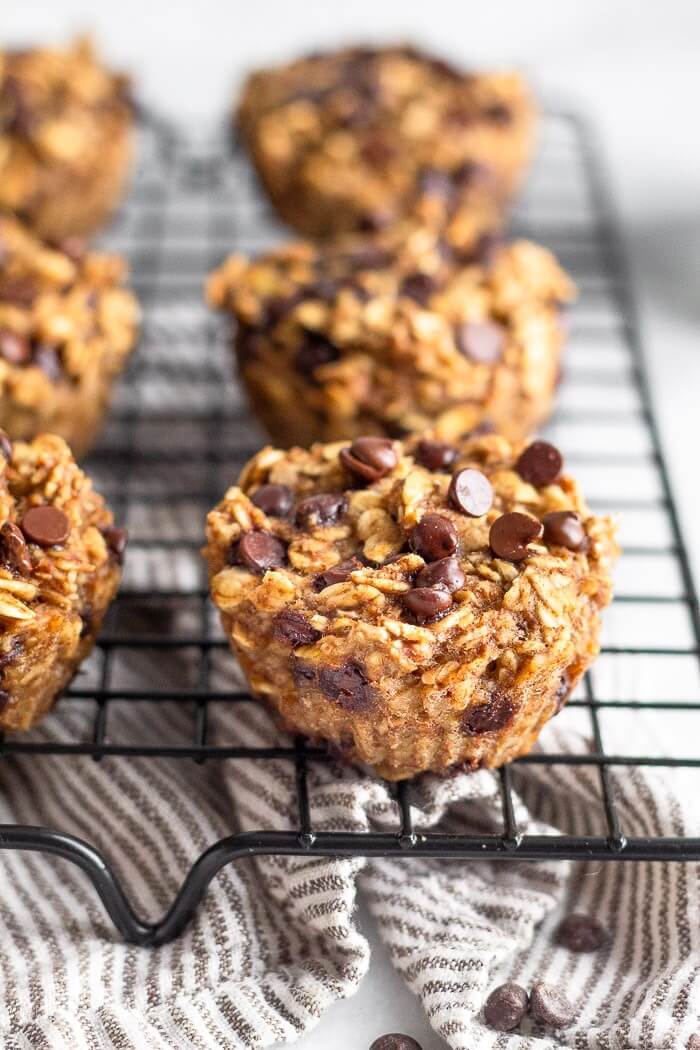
[0,213,139,456]
[207,230,575,446]
[204,432,618,780]
[0,37,133,239]
[237,44,537,239]
[0,433,123,731]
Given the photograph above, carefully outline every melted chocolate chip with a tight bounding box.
[20,506,70,547]
[319,660,374,712]
[462,691,514,734]
[448,468,493,517]
[313,557,362,591]
[529,982,575,1029]
[294,332,339,377]
[101,525,128,563]
[542,510,588,552]
[251,483,294,517]
[0,329,31,365]
[399,272,437,305]
[272,610,321,648]
[295,493,347,529]
[455,321,504,364]
[402,585,452,624]
[415,556,465,593]
[414,439,457,471]
[291,660,317,689]
[411,514,458,562]
[230,531,287,574]
[0,521,32,575]
[555,913,607,953]
[489,512,543,561]
[0,429,12,461]
[370,1036,422,1050]
[484,983,529,1032]
[515,441,563,487]
[340,436,397,483]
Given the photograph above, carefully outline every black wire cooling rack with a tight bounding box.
[0,108,698,947]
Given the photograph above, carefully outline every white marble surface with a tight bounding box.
[4,4,700,1047]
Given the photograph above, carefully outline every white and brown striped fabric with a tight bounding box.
[1,659,699,1050]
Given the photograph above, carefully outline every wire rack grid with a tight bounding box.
[0,108,698,947]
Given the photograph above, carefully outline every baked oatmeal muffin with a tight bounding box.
[0,431,126,731]
[236,44,536,238]
[204,431,617,780]
[207,227,575,447]
[0,213,139,456]
[0,36,133,239]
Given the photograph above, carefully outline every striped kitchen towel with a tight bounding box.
[0,663,698,1050]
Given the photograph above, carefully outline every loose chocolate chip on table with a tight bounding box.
[483,982,529,1032]
[489,512,543,561]
[319,660,374,712]
[448,467,493,517]
[411,514,459,562]
[529,982,575,1029]
[0,428,12,461]
[294,332,339,377]
[462,691,514,734]
[555,913,606,953]
[251,483,294,518]
[0,329,31,365]
[272,610,321,648]
[399,272,437,306]
[101,525,128,562]
[402,585,452,624]
[455,320,504,364]
[295,492,347,529]
[415,556,465,593]
[340,436,398,483]
[542,510,588,552]
[515,440,563,487]
[20,506,70,547]
[0,521,32,575]
[230,531,287,575]
[313,557,363,591]
[370,1035,423,1050]
[414,439,457,471]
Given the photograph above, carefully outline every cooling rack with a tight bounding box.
[0,108,698,947]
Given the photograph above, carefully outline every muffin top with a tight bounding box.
[0,212,139,386]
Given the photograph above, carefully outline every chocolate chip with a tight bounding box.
[100,525,128,563]
[555,913,606,953]
[370,1035,422,1050]
[357,208,394,232]
[415,556,465,593]
[0,329,31,365]
[529,982,575,1029]
[20,506,70,547]
[0,521,32,575]
[295,493,347,529]
[455,321,504,364]
[411,514,458,562]
[402,586,452,624]
[361,135,396,168]
[0,690,10,712]
[294,332,339,377]
[251,483,294,518]
[0,429,12,461]
[236,326,264,364]
[0,277,36,307]
[462,691,514,734]
[554,671,570,713]
[230,531,287,574]
[340,436,397,484]
[272,610,321,648]
[266,292,304,325]
[448,468,493,517]
[292,660,317,689]
[515,441,563,487]
[489,512,543,561]
[414,440,457,471]
[313,557,362,591]
[33,344,62,381]
[399,272,437,306]
[452,160,494,187]
[319,660,374,712]
[542,511,588,552]
[483,982,529,1032]
[484,103,512,125]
